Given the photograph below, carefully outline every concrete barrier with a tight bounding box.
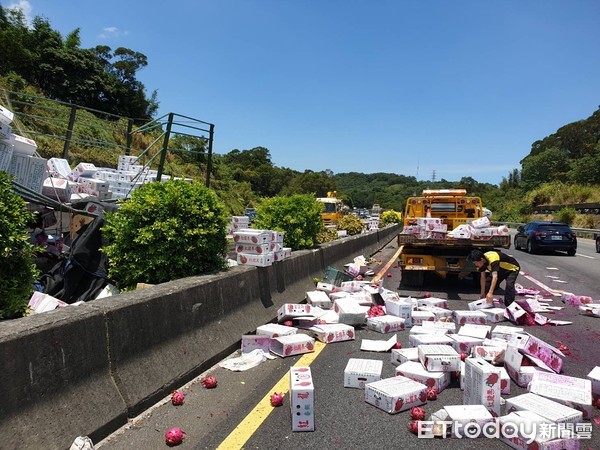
[0,224,401,449]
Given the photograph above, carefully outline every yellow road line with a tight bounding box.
[372,245,403,283]
[216,341,326,450]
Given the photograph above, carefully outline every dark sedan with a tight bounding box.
[514,221,577,256]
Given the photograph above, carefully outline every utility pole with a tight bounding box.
[431,170,436,182]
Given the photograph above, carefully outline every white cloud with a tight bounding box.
[98,26,129,40]
[6,0,33,25]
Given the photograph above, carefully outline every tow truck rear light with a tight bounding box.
[407,257,423,264]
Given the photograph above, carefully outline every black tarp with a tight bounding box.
[40,215,111,303]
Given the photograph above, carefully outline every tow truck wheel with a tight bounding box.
[596,238,600,253]
[401,270,425,287]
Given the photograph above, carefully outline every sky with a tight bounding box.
[4,0,600,185]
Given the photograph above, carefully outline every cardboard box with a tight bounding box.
[0,121,11,139]
[290,367,314,431]
[499,367,511,395]
[255,323,297,338]
[498,410,581,450]
[277,304,314,322]
[236,251,274,267]
[333,297,368,325]
[452,310,488,325]
[0,104,14,124]
[448,334,484,354]
[429,405,494,438]
[505,393,583,424]
[235,242,275,254]
[28,292,68,313]
[241,334,271,354]
[504,302,528,323]
[458,324,491,339]
[491,325,524,341]
[509,332,564,373]
[467,298,494,311]
[391,347,419,366]
[383,296,413,326]
[0,142,14,171]
[316,282,337,294]
[471,345,505,363]
[410,325,450,336]
[409,333,454,348]
[344,358,383,389]
[233,229,272,244]
[305,290,333,309]
[422,320,456,333]
[42,177,72,202]
[504,345,551,387]
[270,334,315,358]
[463,357,502,416]
[470,216,491,228]
[561,292,595,306]
[366,315,406,333]
[364,376,428,414]
[587,366,600,397]
[417,297,448,309]
[309,324,355,343]
[7,154,47,193]
[46,157,72,178]
[528,372,593,420]
[418,344,461,372]
[481,307,507,323]
[578,305,600,317]
[418,305,453,320]
[411,310,436,325]
[396,361,451,392]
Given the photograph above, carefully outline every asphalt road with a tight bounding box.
[96,234,600,450]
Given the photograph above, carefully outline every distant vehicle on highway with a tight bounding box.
[244,208,258,222]
[514,221,577,256]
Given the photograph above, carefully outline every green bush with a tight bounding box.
[0,172,40,319]
[102,180,229,289]
[381,210,402,225]
[555,207,577,225]
[316,226,338,244]
[254,194,322,250]
[337,214,365,236]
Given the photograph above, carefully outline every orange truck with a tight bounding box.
[397,189,510,287]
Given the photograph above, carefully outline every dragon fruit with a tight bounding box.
[270,392,284,407]
[411,406,426,421]
[426,388,438,400]
[165,427,185,446]
[392,342,402,350]
[171,390,185,406]
[408,420,421,435]
[202,375,218,389]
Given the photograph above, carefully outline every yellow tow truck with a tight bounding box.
[397,189,510,287]
[316,191,344,227]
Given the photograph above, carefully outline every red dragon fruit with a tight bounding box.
[171,390,185,406]
[270,392,284,407]
[411,406,426,421]
[165,427,185,446]
[426,388,438,400]
[408,420,421,435]
[202,375,218,389]
[392,342,402,350]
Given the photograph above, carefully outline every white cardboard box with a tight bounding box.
[0,142,14,171]
[452,310,488,325]
[0,121,11,139]
[383,296,413,326]
[0,105,14,124]
[364,376,428,414]
[391,347,419,366]
[309,324,355,343]
[395,360,451,392]
[430,405,494,438]
[509,332,564,373]
[505,393,583,424]
[305,290,333,309]
[458,324,491,339]
[344,358,383,389]
[256,323,297,338]
[504,345,551,387]
[587,366,600,396]
[333,297,368,325]
[481,307,507,323]
[47,157,72,178]
[491,325,524,341]
[422,320,456,332]
[270,334,315,358]
[42,177,72,202]
[277,303,315,322]
[498,410,580,450]
[236,251,274,267]
[467,298,493,311]
[410,325,449,336]
[241,335,271,354]
[417,297,448,309]
[528,371,593,420]
[409,333,454,348]
[234,242,275,254]
[418,305,453,320]
[290,367,314,431]
[418,344,461,372]
[411,310,435,325]
[233,229,272,244]
[448,334,484,354]
[463,357,502,416]
[366,315,406,333]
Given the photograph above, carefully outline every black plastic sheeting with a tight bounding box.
[40,201,117,304]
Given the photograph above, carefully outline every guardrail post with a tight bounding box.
[205,123,214,188]
[157,113,174,182]
[125,119,133,156]
[62,105,78,159]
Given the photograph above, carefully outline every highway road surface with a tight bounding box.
[96,234,600,450]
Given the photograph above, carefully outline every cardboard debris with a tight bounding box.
[528,372,593,420]
[344,358,383,388]
[396,360,451,392]
[361,335,397,352]
[390,347,419,365]
[505,393,583,424]
[309,323,355,343]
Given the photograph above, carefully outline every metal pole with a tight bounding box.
[125,119,133,156]
[157,113,173,182]
[205,123,214,188]
[62,105,78,159]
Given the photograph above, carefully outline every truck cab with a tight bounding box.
[404,189,484,230]
[316,191,344,227]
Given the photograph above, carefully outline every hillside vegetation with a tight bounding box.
[1,4,600,227]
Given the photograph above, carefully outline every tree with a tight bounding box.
[520,147,571,188]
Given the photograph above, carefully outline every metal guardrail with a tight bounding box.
[499,222,598,240]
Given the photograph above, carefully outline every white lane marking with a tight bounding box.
[576,253,595,259]
[545,267,559,270]
[521,272,561,296]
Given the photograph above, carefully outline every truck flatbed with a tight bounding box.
[397,234,511,249]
